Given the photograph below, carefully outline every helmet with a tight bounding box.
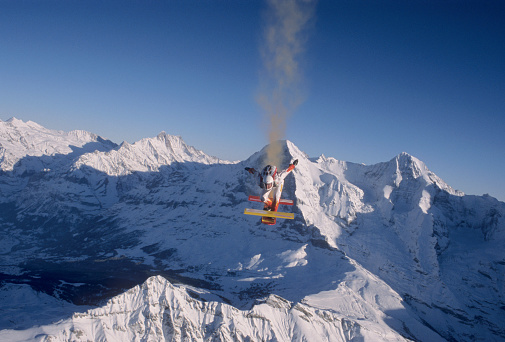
[261,165,277,190]
[264,175,274,190]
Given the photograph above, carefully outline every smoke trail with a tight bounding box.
[258,0,316,167]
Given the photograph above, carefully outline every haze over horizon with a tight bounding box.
[1,0,504,201]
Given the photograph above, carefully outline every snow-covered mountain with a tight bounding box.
[0,118,504,341]
[74,131,232,176]
[0,117,117,173]
[1,275,417,341]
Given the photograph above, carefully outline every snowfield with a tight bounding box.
[0,118,504,341]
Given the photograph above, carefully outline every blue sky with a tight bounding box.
[1,0,504,201]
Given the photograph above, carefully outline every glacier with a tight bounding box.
[0,118,504,341]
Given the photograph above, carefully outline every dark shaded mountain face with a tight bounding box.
[1,119,504,341]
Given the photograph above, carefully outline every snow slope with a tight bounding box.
[0,276,417,342]
[0,119,504,341]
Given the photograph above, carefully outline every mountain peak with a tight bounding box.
[391,152,426,178]
[154,131,185,147]
[0,119,115,172]
[245,140,308,170]
[394,151,419,165]
[156,131,170,140]
[3,117,43,129]
[6,116,19,123]
[76,131,232,176]
[9,275,416,341]
[6,116,24,124]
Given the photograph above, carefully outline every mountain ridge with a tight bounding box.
[0,117,118,173]
[74,130,233,176]
[0,119,504,341]
[1,275,421,342]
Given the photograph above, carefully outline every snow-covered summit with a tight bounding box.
[0,117,116,172]
[389,152,462,195]
[0,118,232,176]
[75,131,234,176]
[1,275,414,342]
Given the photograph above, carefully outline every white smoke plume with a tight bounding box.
[257,0,316,167]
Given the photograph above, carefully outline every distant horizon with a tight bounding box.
[2,115,504,202]
[1,1,504,203]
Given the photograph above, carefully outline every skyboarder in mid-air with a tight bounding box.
[244,159,298,225]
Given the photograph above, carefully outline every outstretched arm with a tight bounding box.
[245,167,256,174]
[277,160,298,182]
[286,159,298,173]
